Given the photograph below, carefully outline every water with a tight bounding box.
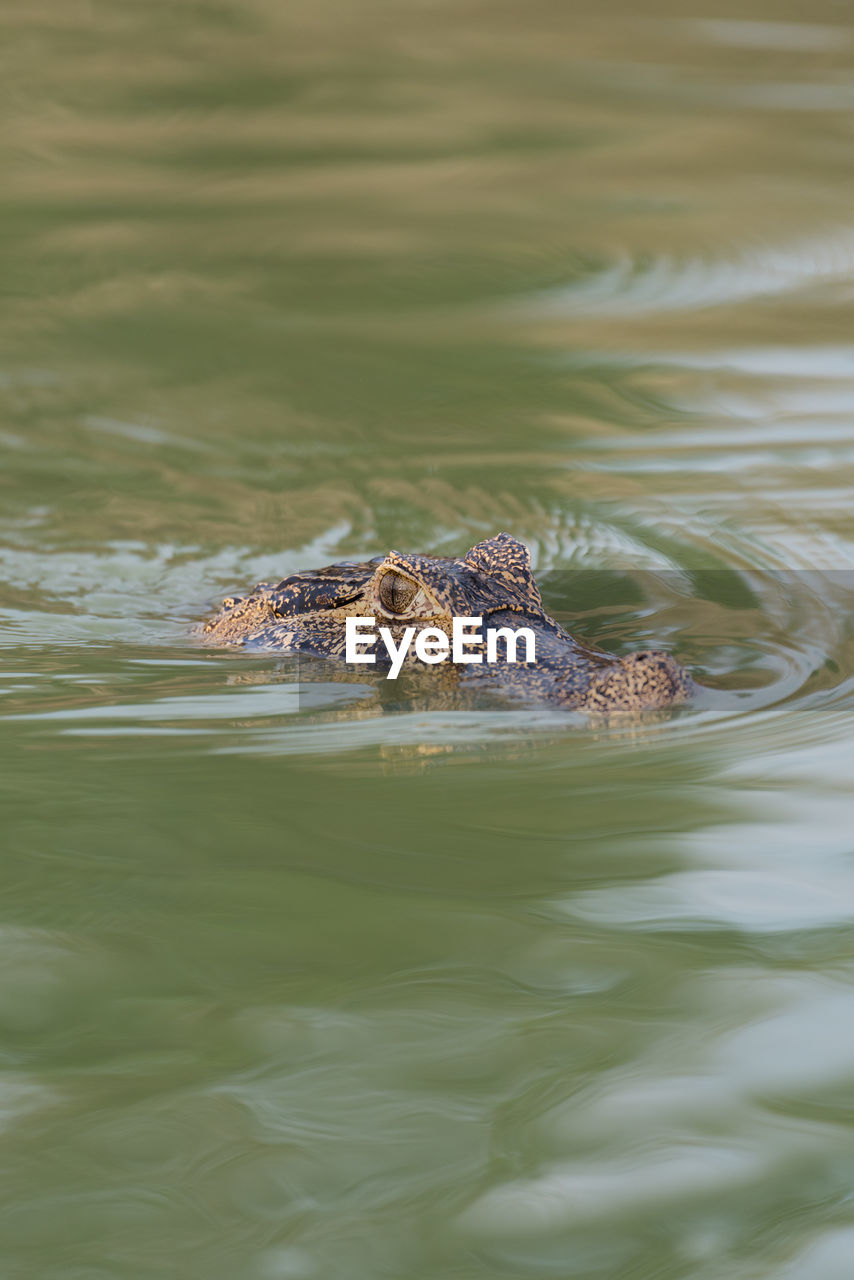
[3,1,854,1276]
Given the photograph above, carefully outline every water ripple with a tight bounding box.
[532,229,854,318]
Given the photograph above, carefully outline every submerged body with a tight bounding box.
[199,533,692,713]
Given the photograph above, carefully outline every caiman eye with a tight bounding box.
[379,570,418,615]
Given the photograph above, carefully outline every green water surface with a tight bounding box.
[3,2,854,1277]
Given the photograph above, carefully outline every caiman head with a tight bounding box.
[200,532,693,712]
[201,532,551,657]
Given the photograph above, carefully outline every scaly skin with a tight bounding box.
[198,533,692,713]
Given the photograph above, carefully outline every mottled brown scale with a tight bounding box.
[198,532,693,713]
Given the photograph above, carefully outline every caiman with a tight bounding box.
[199,533,692,713]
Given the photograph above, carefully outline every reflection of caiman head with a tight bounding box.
[200,533,693,713]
